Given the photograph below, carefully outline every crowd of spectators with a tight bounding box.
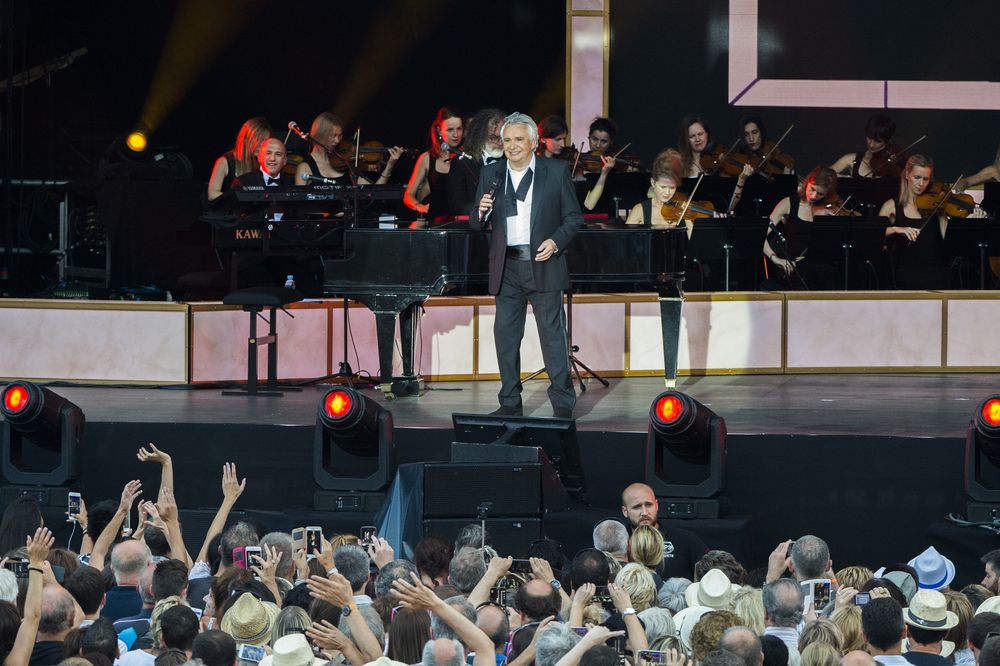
[1,449,999,666]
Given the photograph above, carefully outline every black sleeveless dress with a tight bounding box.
[889,200,950,289]
[426,154,457,220]
[302,154,350,185]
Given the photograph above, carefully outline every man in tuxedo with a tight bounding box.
[471,112,583,418]
[231,138,293,188]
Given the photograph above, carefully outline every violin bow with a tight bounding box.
[831,194,854,216]
[571,142,584,175]
[870,135,927,177]
[709,140,742,176]
[755,124,794,174]
[677,173,706,221]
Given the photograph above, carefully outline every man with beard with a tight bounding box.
[449,108,505,214]
[621,482,708,579]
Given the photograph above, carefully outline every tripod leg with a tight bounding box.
[570,354,610,387]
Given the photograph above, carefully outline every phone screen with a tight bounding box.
[306,527,322,554]
[238,644,266,662]
[637,651,668,666]
[360,526,377,548]
[3,560,28,579]
[510,559,533,575]
[244,546,262,568]
[68,493,81,516]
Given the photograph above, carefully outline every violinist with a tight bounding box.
[625,149,694,233]
[581,116,621,211]
[447,107,505,216]
[678,114,718,178]
[537,115,569,158]
[294,112,403,187]
[403,106,465,218]
[207,117,271,201]
[735,113,795,175]
[878,154,950,289]
[762,166,840,289]
[830,114,901,178]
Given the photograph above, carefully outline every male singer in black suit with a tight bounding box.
[231,138,293,188]
[471,112,583,418]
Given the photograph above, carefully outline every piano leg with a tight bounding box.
[658,284,684,389]
[374,311,397,385]
[399,303,418,377]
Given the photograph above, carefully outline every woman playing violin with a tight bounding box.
[830,114,900,178]
[877,154,950,289]
[954,143,1000,192]
[294,112,403,187]
[580,116,625,211]
[207,117,270,201]
[762,166,840,288]
[735,113,795,175]
[625,150,695,230]
[678,114,719,178]
[403,106,465,218]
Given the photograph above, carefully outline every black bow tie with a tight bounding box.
[505,167,533,217]
[265,176,279,186]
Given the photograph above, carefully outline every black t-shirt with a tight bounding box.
[657,524,708,580]
[29,641,66,666]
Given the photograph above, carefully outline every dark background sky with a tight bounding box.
[4,0,567,181]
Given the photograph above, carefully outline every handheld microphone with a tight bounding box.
[303,173,339,186]
[288,121,309,140]
[481,174,502,222]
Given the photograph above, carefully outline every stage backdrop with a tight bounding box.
[609,0,1000,181]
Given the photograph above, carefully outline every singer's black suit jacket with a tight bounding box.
[470,157,583,295]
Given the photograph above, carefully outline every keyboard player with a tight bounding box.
[231,138,294,189]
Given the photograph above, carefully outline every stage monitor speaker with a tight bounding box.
[423,462,541,518]
[423,517,541,557]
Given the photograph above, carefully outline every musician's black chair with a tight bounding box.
[222,286,303,397]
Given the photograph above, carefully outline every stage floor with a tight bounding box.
[47,372,1000,438]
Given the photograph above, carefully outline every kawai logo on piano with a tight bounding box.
[235,228,268,240]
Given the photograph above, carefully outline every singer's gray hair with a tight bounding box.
[501,112,538,143]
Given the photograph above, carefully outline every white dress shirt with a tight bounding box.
[505,155,535,246]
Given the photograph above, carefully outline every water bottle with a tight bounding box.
[284,275,295,290]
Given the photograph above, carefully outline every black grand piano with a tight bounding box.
[321,223,688,395]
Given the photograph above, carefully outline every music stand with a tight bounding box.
[835,177,898,216]
[583,171,653,220]
[685,221,731,292]
[801,218,887,290]
[983,181,999,219]
[732,174,798,218]
[944,218,1000,289]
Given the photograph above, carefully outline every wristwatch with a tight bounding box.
[622,607,637,616]
[342,603,356,617]
[549,579,561,590]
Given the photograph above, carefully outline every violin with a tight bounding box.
[661,191,717,222]
[864,135,926,179]
[915,182,977,218]
[335,140,418,173]
[811,193,860,217]
[570,142,641,173]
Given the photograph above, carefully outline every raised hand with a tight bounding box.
[367,537,394,569]
[222,462,246,502]
[26,527,54,565]
[136,443,171,466]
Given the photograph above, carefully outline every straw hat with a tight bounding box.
[220,592,280,646]
[684,569,740,610]
[673,605,713,653]
[260,634,328,666]
[902,589,959,632]
[907,547,956,590]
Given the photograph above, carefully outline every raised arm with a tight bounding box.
[155,487,192,568]
[393,572,495,666]
[137,443,173,494]
[308,573,383,663]
[90,480,142,571]
[196,463,246,564]
[467,555,512,608]
[207,155,230,202]
[6,528,54,666]
[404,152,431,214]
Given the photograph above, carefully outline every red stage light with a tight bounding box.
[324,390,352,420]
[655,394,684,423]
[3,385,30,414]
[983,399,1000,428]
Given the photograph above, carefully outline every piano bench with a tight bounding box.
[221,286,304,397]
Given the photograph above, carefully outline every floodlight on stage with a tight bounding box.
[125,131,148,153]
[313,387,394,494]
[0,381,83,486]
[646,390,727,519]
[964,395,1000,522]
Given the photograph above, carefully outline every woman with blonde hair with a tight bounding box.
[271,606,311,646]
[615,563,657,612]
[628,525,665,570]
[835,566,873,592]
[801,641,839,666]
[830,606,865,653]
[208,117,271,201]
[798,618,844,655]
[945,589,975,666]
[731,586,764,635]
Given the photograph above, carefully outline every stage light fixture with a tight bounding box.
[964,395,1000,522]
[126,131,148,153]
[0,381,83,488]
[646,390,727,519]
[313,387,394,502]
